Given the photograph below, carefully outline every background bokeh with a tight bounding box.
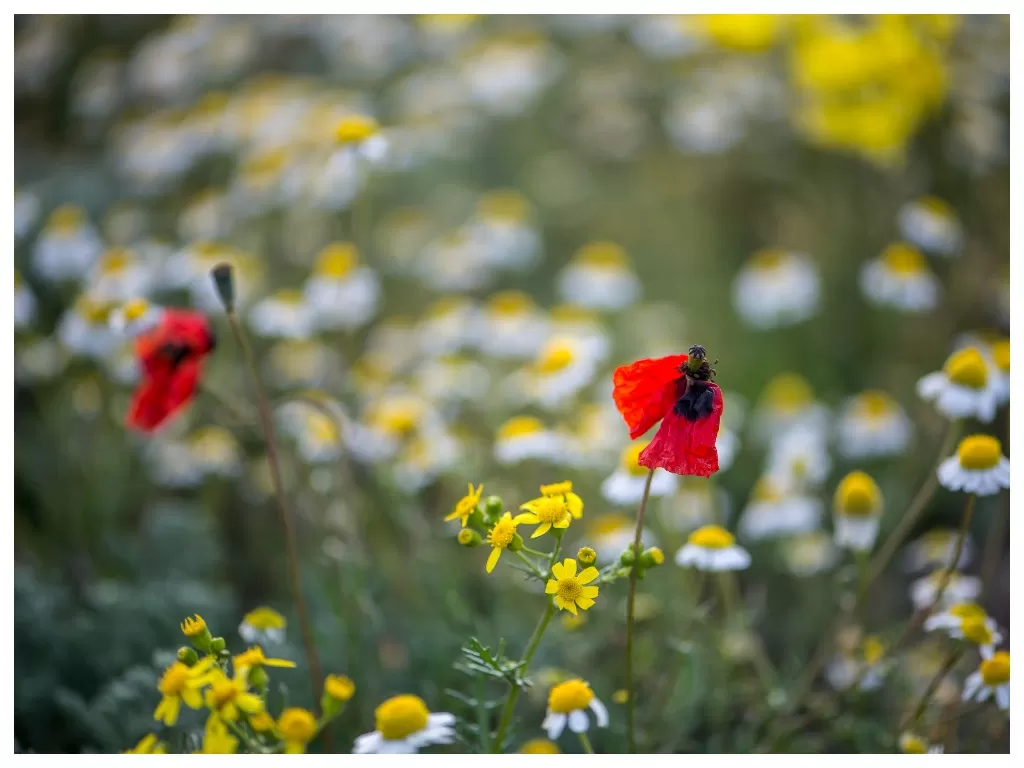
[13,14,1010,754]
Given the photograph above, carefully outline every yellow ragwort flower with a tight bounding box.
[485,511,530,573]
[536,480,584,519]
[199,717,239,754]
[519,495,573,538]
[193,667,264,724]
[154,656,216,726]
[545,558,600,615]
[445,482,484,528]
[277,707,318,754]
[325,674,356,702]
[124,733,168,754]
[180,614,208,638]
[232,646,297,672]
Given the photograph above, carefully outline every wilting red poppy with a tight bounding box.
[126,310,216,432]
[612,345,724,477]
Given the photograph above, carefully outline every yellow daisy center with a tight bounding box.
[621,442,650,477]
[956,435,1002,471]
[980,652,1010,686]
[335,115,379,144]
[316,243,358,278]
[991,340,1009,372]
[949,602,986,620]
[375,694,429,741]
[307,413,340,444]
[960,617,993,646]
[856,390,894,420]
[556,576,582,604]
[834,471,881,517]
[372,402,421,436]
[551,304,597,324]
[190,427,237,463]
[274,289,306,305]
[520,739,560,754]
[919,195,955,218]
[943,347,988,389]
[488,519,517,549]
[244,149,289,177]
[576,241,628,269]
[749,247,787,271]
[243,607,286,630]
[862,636,885,665]
[278,708,317,743]
[880,242,927,275]
[208,679,241,710]
[487,290,532,317]
[900,733,928,754]
[79,297,114,324]
[50,205,86,233]
[535,341,575,375]
[532,497,569,524]
[762,374,813,413]
[159,663,189,696]
[477,190,528,222]
[325,674,356,702]
[121,298,151,323]
[498,416,544,440]
[548,679,594,714]
[688,525,735,549]
[751,476,784,503]
[99,248,133,274]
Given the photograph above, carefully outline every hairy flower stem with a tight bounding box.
[901,648,964,731]
[625,468,655,754]
[492,600,556,753]
[761,420,957,750]
[224,311,328,748]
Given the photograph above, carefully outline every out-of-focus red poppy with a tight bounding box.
[126,310,216,432]
[612,346,723,477]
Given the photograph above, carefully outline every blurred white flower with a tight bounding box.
[462,35,560,117]
[557,241,641,311]
[87,247,153,302]
[14,188,41,241]
[658,478,731,534]
[781,531,839,577]
[676,525,750,571]
[414,356,489,404]
[178,188,234,242]
[917,346,1001,423]
[910,570,981,611]
[511,336,600,410]
[752,373,830,444]
[304,243,380,331]
[109,298,163,338]
[57,296,119,360]
[739,476,822,541]
[765,426,831,491]
[249,289,317,339]
[836,390,913,459]
[32,205,105,283]
[416,297,481,358]
[630,15,704,59]
[732,248,820,329]
[494,415,563,465]
[832,472,883,553]
[477,291,550,360]
[589,512,654,563]
[904,529,974,573]
[937,435,1010,496]
[860,242,941,313]
[467,190,541,272]
[417,230,494,293]
[898,196,963,256]
[601,442,678,506]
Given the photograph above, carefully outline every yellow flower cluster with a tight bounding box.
[134,613,356,754]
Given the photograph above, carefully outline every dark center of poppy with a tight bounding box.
[674,379,715,421]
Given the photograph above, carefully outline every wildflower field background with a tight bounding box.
[12,14,1010,755]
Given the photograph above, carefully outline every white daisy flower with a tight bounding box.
[738,476,822,541]
[751,373,830,444]
[903,529,974,573]
[585,513,651,562]
[658,478,731,534]
[910,570,981,611]
[923,603,1003,653]
[417,230,495,292]
[781,531,839,577]
[860,241,941,312]
[971,336,1010,406]
[87,247,153,302]
[393,429,462,494]
[13,270,36,330]
[477,291,550,360]
[416,297,481,358]
[664,89,744,155]
[716,428,740,472]
[765,425,831,491]
[57,295,119,360]
[899,732,944,754]
[109,297,163,337]
[514,336,599,410]
[494,415,563,465]
[14,188,40,240]
[230,147,303,216]
[936,434,1010,496]
[897,196,963,256]
[962,649,1010,711]
[334,113,389,164]
[826,635,888,692]
[167,241,265,313]
[836,390,913,459]
[675,524,751,571]
[414,356,489,404]
[286,408,345,465]
[832,471,883,552]
[917,346,1001,423]
[32,204,105,283]
[462,36,560,118]
[177,187,233,242]
[248,289,317,339]
[630,14,703,59]
[542,679,608,741]
[561,401,627,470]
[556,241,641,311]
[732,248,820,329]
[347,394,431,464]
[467,189,541,272]
[353,694,455,754]
[601,442,678,506]
[304,242,380,332]
[264,340,342,391]
[548,305,611,365]
[189,426,242,478]
[238,606,287,645]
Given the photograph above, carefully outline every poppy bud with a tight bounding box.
[210,263,235,313]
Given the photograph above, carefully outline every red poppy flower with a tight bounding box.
[612,346,724,477]
[126,309,216,433]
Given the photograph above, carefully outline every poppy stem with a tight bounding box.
[625,467,655,754]
[223,310,330,751]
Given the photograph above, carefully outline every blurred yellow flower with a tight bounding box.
[124,733,167,754]
[277,707,318,754]
[232,646,296,672]
[445,482,483,527]
[485,511,530,573]
[154,656,215,726]
[325,673,356,702]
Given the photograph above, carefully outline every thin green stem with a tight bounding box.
[492,600,556,753]
[901,648,964,731]
[224,311,328,747]
[625,467,655,754]
[578,731,595,754]
[513,550,547,580]
[223,718,268,754]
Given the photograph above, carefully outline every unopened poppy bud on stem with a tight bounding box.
[210,262,235,313]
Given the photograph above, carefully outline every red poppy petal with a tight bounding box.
[612,354,688,439]
[638,383,723,477]
[126,359,203,433]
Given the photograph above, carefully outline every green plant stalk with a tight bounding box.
[513,550,547,580]
[718,571,776,690]
[625,468,655,754]
[578,731,595,754]
[492,599,556,753]
[224,311,328,748]
[901,647,964,732]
